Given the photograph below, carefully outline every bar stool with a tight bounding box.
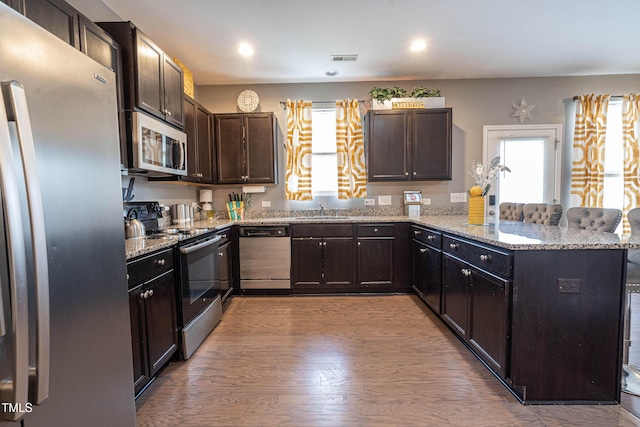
[498,202,524,221]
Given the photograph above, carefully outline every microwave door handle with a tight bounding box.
[178,138,185,170]
[3,81,50,405]
[0,81,30,421]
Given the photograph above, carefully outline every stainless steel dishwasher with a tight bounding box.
[239,225,291,290]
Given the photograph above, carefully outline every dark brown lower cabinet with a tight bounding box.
[412,239,442,313]
[356,224,394,289]
[291,235,353,292]
[127,248,178,397]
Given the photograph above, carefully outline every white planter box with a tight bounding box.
[371,97,445,110]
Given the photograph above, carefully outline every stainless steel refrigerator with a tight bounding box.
[0,4,136,426]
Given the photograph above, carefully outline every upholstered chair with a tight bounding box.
[565,207,622,232]
[522,203,563,226]
[629,208,640,235]
[499,202,524,221]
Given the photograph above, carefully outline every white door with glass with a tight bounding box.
[482,125,562,215]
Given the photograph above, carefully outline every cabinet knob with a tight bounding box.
[461,268,471,277]
[167,111,172,116]
[420,248,427,253]
[218,252,224,257]
[358,242,361,246]
[374,228,378,232]
[323,242,327,247]
[427,235,435,240]
[155,258,166,266]
[413,171,416,175]
[414,230,422,235]
[148,289,154,297]
[480,254,490,262]
[405,172,409,176]
[449,243,458,249]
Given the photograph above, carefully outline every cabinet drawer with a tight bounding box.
[356,224,394,237]
[215,227,232,245]
[412,226,441,248]
[292,224,353,238]
[443,235,511,277]
[127,247,174,288]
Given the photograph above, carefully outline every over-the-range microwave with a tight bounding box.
[131,111,187,176]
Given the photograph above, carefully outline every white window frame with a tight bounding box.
[311,107,338,196]
[482,124,563,206]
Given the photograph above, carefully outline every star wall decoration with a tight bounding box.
[512,97,535,123]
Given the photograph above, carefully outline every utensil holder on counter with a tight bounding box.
[226,201,245,220]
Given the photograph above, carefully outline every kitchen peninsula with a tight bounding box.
[126,214,630,404]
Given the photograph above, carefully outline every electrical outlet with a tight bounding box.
[423,198,431,205]
[364,199,376,206]
[261,200,271,207]
[450,192,467,203]
[378,195,392,206]
[557,279,581,294]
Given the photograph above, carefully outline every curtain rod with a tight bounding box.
[279,100,365,107]
[572,95,624,101]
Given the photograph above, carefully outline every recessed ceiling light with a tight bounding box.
[238,43,254,56]
[410,40,427,52]
[325,70,339,77]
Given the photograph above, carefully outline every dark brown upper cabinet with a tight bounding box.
[23,0,79,48]
[2,0,25,14]
[183,95,214,184]
[364,108,452,182]
[214,113,277,185]
[97,21,184,129]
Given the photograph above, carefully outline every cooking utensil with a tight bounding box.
[125,209,145,239]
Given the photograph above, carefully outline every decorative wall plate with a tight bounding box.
[237,90,259,112]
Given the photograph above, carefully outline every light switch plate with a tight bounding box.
[364,199,376,206]
[261,200,271,207]
[450,192,467,203]
[378,195,392,206]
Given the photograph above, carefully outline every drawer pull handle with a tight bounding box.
[480,254,490,262]
[155,258,166,266]
[414,230,422,235]
[449,243,458,249]
[420,248,427,253]
[374,228,378,232]
[427,235,435,240]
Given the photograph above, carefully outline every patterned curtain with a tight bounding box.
[285,99,313,200]
[570,94,610,207]
[622,94,640,234]
[335,99,366,199]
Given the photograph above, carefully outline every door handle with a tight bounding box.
[4,81,50,404]
[0,81,30,421]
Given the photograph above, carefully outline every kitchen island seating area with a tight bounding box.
[566,207,622,232]
[499,202,563,226]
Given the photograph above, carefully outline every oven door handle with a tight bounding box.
[179,235,222,254]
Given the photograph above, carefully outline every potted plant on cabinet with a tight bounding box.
[370,85,444,110]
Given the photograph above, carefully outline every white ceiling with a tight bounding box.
[93,0,640,86]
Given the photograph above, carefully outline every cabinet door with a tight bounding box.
[357,238,393,289]
[163,55,184,128]
[412,109,452,180]
[183,95,198,181]
[196,104,213,183]
[366,111,409,181]
[423,244,442,313]
[412,239,427,295]
[129,285,149,395]
[2,0,25,14]
[144,270,178,377]
[291,238,323,289]
[24,0,79,48]
[135,30,164,120]
[215,114,245,184]
[442,254,469,338]
[468,268,510,378]
[245,113,276,183]
[323,237,354,288]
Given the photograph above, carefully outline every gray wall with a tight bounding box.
[196,75,640,215]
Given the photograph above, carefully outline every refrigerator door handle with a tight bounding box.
[3,81,50,405]
[0,81,30,421]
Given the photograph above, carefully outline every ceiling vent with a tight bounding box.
[331,54,358,62]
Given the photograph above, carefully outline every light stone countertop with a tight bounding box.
[126,215,635,260]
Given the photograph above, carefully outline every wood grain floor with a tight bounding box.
[135,295,640,426]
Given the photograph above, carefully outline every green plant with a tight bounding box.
[369,86,408,104]
[410,86,442,98]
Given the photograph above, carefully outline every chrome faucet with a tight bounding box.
[319,204,325,216]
